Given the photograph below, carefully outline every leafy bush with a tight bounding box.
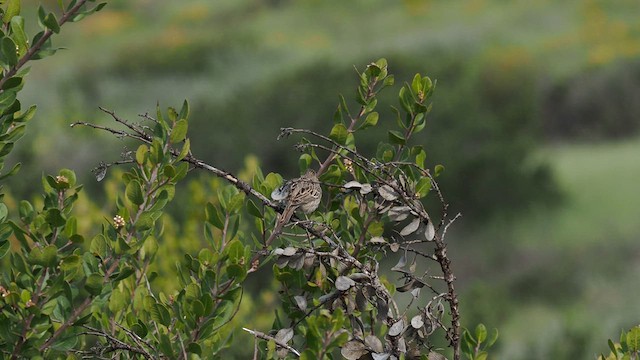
[0,2,498,358]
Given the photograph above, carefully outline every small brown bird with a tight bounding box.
[249,169,322,273]
[268,169,322,244]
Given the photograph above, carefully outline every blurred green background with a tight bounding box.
[7,0,640,358]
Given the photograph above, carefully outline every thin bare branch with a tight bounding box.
[242,328,301,357]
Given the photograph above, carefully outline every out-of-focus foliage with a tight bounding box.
[11,0,639,221]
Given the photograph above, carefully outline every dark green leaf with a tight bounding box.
[84,273,103,296]
[0,239,9,259]
[1,76,23,91]
[43,13,60,33]
[388,130,405,145]
[0,37,17,68]
[187,342,202,355]
[90,234,108,258]
[246,199,262,218]
[178,99,190,120]
[113,266,135,282]
[0,162,20,180]
[152,303,172,326]
[42,244,58,268]
[45,209,66,227]
[205,203,224,229]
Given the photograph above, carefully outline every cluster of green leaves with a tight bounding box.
[599,326,640,360]
[0,169,85,357]
[461,324,498,360]
[0,0,106,263]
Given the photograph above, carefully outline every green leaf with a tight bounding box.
[226,239,246,263]
[487,328,499,347]
[398,86,412,114]
[415,177,431,198]
[201,299,236,337]
[411,73,422,94]
[135,211,156,232]
[185,283,201,300]
[63,216,77,237]
[167,107,178,122]
[132,321,148,338]
[246,199,262,218]
[3,0,21,23]
[10,16,28,56]
[50,334,78,352]
[0,203,7,222]
[113,266,135,281]
[178,99,190,120]
[43,13,60,33]
[627,326,640,352]
[1,76,22,91]
[15,104,37,123]
[0,162,19,181]
[298,153,312,173]
[59,168,77,187]
[383,74,395,87]
[152,303,172,326]
[434,164,445,177]
[176,138,190,161]
[135,145,148,165]
[416,149,426,169]
[329,123,348,145]
[126,180,145,206]
[475,323,487,343]
[90,234,108,258]
[358,112,379,131]
[333,104,344,124]
[187,342,202,355]
[60,254,80,271]
[31,30,56,60]
[388,130,406,145]
[170,119,188,143]
[205,203,224,229]
[84,273,103,296]
[0,239,9,259]
[45,209,66,227]
[1,37,18,67]
[608,339,618,357]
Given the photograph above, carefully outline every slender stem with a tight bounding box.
[242,328,301,358]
